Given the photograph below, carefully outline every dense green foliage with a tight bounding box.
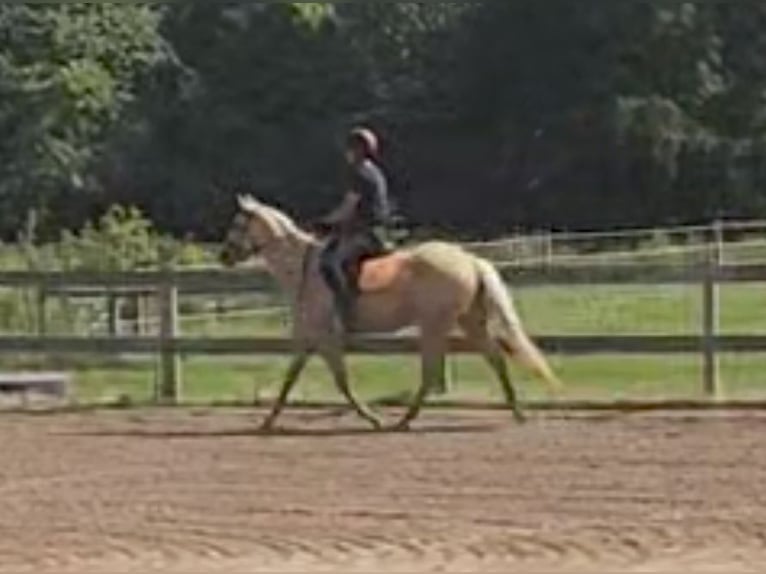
[4,1,766,240]
[0,5,171,235]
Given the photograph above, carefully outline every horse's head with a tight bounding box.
[220,195,291,267]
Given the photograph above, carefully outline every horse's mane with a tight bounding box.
[263,205,314,242]
[238,195,315,242]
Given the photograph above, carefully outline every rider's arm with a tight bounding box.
[322,192,360,225]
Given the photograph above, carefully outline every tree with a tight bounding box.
[440,0,766,230]
[7,1,766,239]
[0,5,170,237]
[114,2,372,236]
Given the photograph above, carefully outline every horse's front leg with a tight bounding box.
[320,344,383,430]
[260,350,310,431]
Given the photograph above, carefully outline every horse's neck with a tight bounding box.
[261,236,317,298]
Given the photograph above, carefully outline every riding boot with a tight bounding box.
[322,263,356,333]
[335,281,357,333]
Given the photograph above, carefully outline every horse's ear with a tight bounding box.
[238,194,262,215]
[237,195,284,238]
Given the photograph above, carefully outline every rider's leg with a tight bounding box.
[320,231,388,332]
[319,238,341,294]
[319,237,355,330]
[344,232,379,296]
[332,236,364,329]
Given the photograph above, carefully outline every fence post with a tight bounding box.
[544,231,554,268]
[157,254,181,403]
[713,218,725,266]
[137,293,148,335]
[36,286,47,337]
[433,354,449,396]
[107,294,120,336]
[432,354,456,396]
[702,234,722,398]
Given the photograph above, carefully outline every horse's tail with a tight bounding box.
[475,258,562,393]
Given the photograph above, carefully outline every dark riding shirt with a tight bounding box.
[347,159,390,228]
[320,157,392,317]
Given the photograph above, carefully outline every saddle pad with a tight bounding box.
[358,253,408,293]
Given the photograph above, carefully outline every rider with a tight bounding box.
[319,127,392,331]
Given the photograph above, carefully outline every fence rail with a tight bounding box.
[3,334,766,356]
[4,261,765,289]
[0,255,764,403]
[463,218,766,248]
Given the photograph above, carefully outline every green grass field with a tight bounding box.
[1,226,765,407]
[3,282,762,406]
[61,353,765,407]
[180,283,766,338]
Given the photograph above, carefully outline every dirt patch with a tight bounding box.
[1,408,765,573]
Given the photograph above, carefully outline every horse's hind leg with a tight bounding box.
[320,344,383,430]
[459,313,526,423]
[394,328,448,431]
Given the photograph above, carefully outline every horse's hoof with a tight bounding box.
[513,410,528,424]
[369,418,385,431]
[391,420,411,432]
[259,419,276,433]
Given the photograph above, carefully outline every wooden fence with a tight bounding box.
[1,253,765,403]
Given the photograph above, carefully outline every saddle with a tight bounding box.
[317,246,408,297]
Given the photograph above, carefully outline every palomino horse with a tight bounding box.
[220,195,561,431]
